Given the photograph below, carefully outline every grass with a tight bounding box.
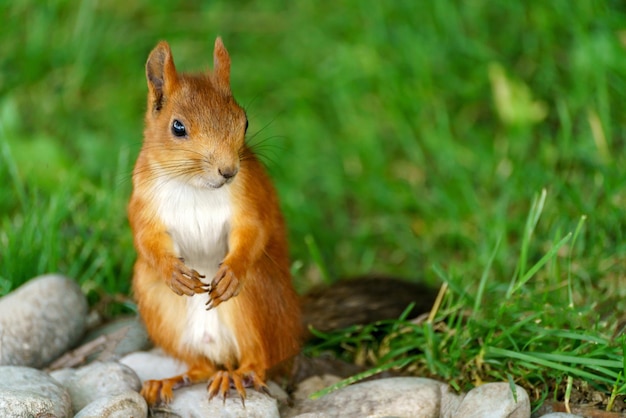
[1,0,625,411]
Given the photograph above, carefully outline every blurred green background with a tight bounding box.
[1,0,625,311]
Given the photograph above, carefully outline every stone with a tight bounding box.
[440,383,464,418]
[120,349,187,382]
[49,367,76,386]
[74,390,147,418]
[121,349,279,417]
[155,384,280,418]
[292,374,342,401]
[64,361,142,412]
[452,382,531,418]
[80,316,151,361]
[286,377,445,418]
[267,380,289,404]
[0,366,72,417]
[0,274,88,368]
[538,414,583,418]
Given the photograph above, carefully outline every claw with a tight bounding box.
[166,257,209,296]
[221,373,230,404]
[260,383,271,396]
[232,372,247,407]
[207,371,223,400]
[205,295,214,310]
[141,379,175,406]
[206,370,249,407]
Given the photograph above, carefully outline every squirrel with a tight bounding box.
[129,37,437,406]
[129,37,302,405]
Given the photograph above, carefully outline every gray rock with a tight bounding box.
[74,390,147,418]
[49,367,76,386]
[0,274,88,368]
[538,414,583,418]
[440,383,464,418]
[64,361,142,412]
[287,377,444,418]
[267,380,289,404]
[0,366,72,417]
[80,316,151,361]
[292,374,342,401]
[452,382,530,418]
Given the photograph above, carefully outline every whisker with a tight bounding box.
[132,158,208,187]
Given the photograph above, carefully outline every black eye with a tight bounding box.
[171,119,187,137]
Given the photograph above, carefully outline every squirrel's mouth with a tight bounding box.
[195,171,236,190]
[206,180,226,189]
[205,177,232,189]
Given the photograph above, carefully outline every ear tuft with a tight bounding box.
[146,41,178,111]
[213,37,231,92]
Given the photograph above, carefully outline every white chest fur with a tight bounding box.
[153,179,240,365]
[154,179,231,272]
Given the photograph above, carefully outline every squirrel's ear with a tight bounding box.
[212,37,231,92]
[146,41,178,111]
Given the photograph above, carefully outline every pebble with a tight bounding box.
[285,376,535,418]
[0,366,72,417]
[291,373,342,401]
[121,349,279,417]
[156,384,279,418]
[120,348,187,382]
[55,361,142,413]
[0,274,88,368]
[451,382,530,418]
[74,390,147,418]
[80,316,152,360]
[286,376,445,418]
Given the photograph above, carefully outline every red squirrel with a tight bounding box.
[129,37,302,405]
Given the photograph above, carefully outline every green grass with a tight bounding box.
[1,0,625,410]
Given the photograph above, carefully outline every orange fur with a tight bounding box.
[129,38,302,405]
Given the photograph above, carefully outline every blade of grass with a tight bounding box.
[486,347,617,385]
[474,236,501,313]
[304,234,332,285]
[309,356,417,399]
[567,215,587,307]
[507,188,547,299]
[509,232,572,296]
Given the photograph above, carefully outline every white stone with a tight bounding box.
[451,382,530,418]
[121,349,279,417]
[163,384,280,418]
[120,348,187,382]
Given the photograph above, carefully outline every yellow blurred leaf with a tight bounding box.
[489,63,547,126]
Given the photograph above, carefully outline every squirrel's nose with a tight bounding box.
[218,166,238,180]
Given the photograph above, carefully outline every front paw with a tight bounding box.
[205,264,240,310]
[167,257,208,296]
